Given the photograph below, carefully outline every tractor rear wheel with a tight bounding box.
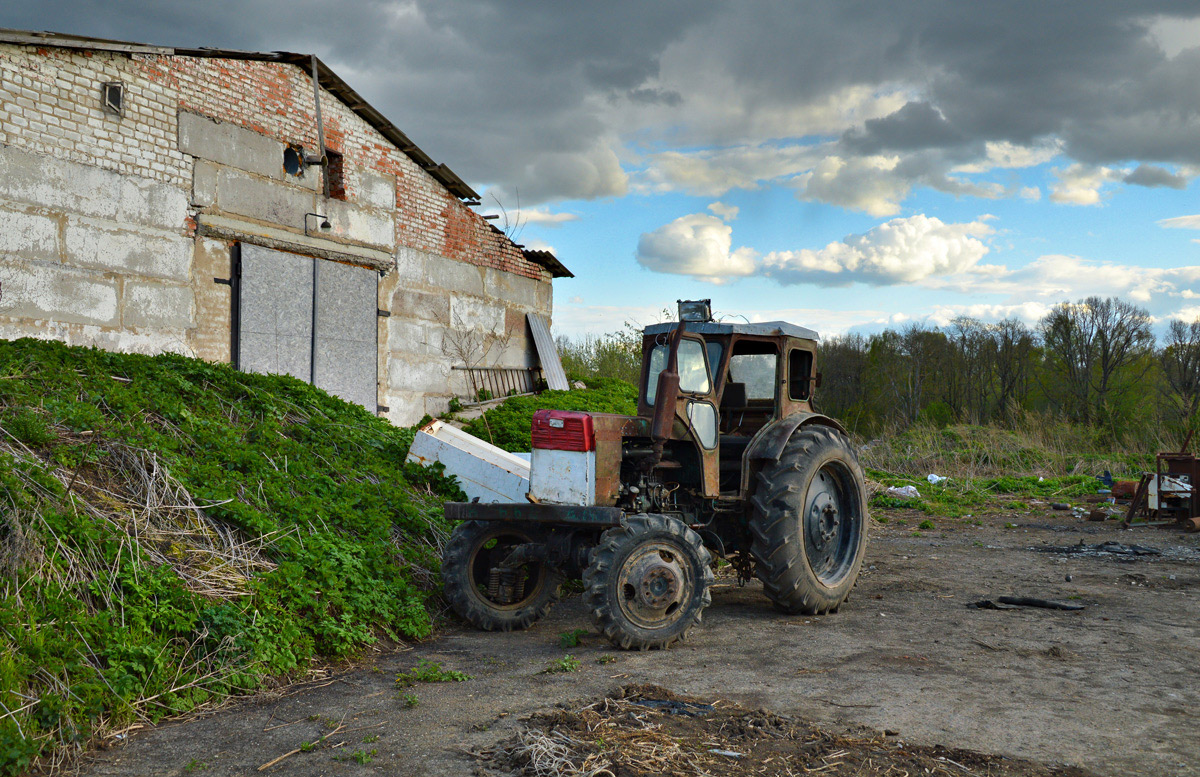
[749,425,867,614]
[584,513,714,650]
[443,520,564,631]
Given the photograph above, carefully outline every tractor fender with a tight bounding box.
[739,413,849,495]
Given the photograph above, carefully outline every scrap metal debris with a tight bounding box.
[1034,541,1161,558]
[968,596,1086,611]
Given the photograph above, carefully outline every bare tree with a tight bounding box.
[1038,296,1153,423]
[991,318,1035,419]
[1161,318,1200,426]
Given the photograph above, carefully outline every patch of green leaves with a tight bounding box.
[558,628,589,649]
[543,655,582,674]
[395,659,471,687]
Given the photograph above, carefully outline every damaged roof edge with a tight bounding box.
[0,28,480,202]
[522,249,573,279]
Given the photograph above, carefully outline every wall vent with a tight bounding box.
[101,82,124,117]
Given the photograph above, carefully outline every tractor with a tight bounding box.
[441,299,868,649]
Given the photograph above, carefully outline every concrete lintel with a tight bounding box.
[197,214,395,272]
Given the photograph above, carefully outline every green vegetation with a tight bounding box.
[558,628,589,649]
[461,377,637,452]
[399,692,420,708]
[544,655,582,674]
[868,470,1100,518]
[0,338,462,775]
[394,659,471,686]
[556,323,644,386]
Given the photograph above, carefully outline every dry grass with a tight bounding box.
[0,430,279,771]
[858,412,1168,481]
[479,685,1094,777]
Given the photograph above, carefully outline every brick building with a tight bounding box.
[0,29,571,424]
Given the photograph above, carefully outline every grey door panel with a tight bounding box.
[238,244,313,380]
[314,259,378,412]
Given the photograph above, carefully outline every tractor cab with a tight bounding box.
[637,300,821,497]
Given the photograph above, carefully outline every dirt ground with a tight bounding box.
[79,503,1200,777]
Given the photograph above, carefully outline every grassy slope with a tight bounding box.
[0,339,461,774]
[460,377,637,452]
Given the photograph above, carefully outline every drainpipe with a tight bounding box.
[307,54,329,198]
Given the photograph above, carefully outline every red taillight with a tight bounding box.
[531,409,595,452]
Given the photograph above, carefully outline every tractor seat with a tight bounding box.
[720,382,747,433]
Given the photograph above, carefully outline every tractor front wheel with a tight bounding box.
[584,514,714,650]
[749,425,868,614]
[443,520,564,631]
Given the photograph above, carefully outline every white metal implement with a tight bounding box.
[406,420,530,503]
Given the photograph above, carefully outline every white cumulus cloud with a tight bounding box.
[760,214,995,287]
[707,201,739,221]
[635,213,759,284]
[1049,164,1126,205]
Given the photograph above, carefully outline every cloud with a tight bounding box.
[1123,164,1189,189]
[481,205,580,227]
[635,213,758,284]
[794,155,909,216]
[6,2,1200,209]
[1049,164,1125,205]
[707,201,739,221]
[761,214,995,287]
[1019,186,1041,200]
[1158,214,1200,229]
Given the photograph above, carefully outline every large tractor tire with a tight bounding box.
[749,425,868,614]
[442,520,564,631]
[584,513,714,650]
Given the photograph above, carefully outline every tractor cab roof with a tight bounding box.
[643,320,820,342]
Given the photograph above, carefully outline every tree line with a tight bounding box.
[817,297,1200,443]
[557,296,1200,445]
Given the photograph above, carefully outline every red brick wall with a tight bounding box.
[163,55,549,282]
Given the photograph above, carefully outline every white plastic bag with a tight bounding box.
[885,485,921,499]
[926,473,947,485]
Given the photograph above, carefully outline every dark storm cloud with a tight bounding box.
[3,1,1199,206]
[843,101,966,153]
[1124,164,1189,189]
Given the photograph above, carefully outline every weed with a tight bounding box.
[300,741,315,753]
[559,628,589,649]
[362,734,380,744]
[400,692,420,708]
[396,659,471,687]
[544,655,582,674]
[1004,523,1018,529]
[184,759,208,772]
[918,519,935,530]
[597,654,618,665]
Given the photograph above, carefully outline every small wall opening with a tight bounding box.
[325,149,346,200]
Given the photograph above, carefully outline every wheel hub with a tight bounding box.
[616,543,693,628]
[809,492,840,549]
[639,564,681,608]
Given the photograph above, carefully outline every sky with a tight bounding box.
[5,2,1200,340]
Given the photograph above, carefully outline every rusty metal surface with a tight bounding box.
[739,412,849,495]
[592,414,636,506]
[445,501,623,526]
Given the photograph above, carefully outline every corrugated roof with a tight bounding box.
[643,321,821,341]
[0,28,480,201]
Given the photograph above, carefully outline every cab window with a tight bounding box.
[645,338,711,404]
[728,341,778,401]
[788,349,814,400]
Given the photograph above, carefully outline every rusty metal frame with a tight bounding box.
[445,502,623,527]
